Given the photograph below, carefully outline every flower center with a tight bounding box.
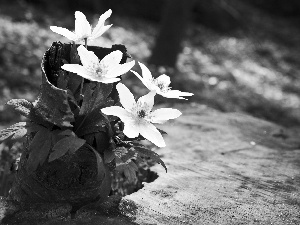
[157,82,165,90]
[131,101,152,124]
[154,80,170,93]
[137,110,146,118]
[86,62,107,78]
[95,67,103,74]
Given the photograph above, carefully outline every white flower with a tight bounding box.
[101,83,182,147]
[61,45,135,83]
[131,62,194,99]
[50,10,112,42]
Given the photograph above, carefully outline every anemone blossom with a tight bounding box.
[101,83,182,147]
[50,10,112,42]
[61,45,135,83]
[131,62,194,99]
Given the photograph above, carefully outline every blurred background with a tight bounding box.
[1,0,300,195]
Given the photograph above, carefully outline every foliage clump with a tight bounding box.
[0,10,192,201]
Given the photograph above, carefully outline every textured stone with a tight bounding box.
[120,103,300,224]
[2,103,300,224]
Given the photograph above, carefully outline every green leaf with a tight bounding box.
[48,136,86,162]
[6,99,33,117]
[26,128,52,173]
[0,122,28,143]
[134,145,167,172]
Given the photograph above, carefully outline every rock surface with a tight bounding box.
[121,104,300,224]
[1,103,300,224]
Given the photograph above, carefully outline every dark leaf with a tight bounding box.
[104,149,115,163]
[114,147,137,163]
[67,43,82,94]
[6,99,33,117]
[134,145,167,172]
[128,160,139,171]
[33,74,74,127]
[6,99,54,129]
[48,136,86,162]
[67,89,80,117]
[0,122,28,143]
[80,82,113,116]
[56,70,69,90]
[26,123,45,134]
[93,83,114,109]
[80,83,94,115]
[87,144,105,181]
[116,160,138,183]
[157,128,167,135]
[70,43,81,64]
[75,109,107,137]
[26,128,52,173]
[58,129,75,137]
[84,133,95,146]
[95,131,110,154]
[113,147,139,182]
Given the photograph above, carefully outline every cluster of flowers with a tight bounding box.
[50,10,193,148]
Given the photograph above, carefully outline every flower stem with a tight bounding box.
[74,115,88,134]
[84,38,88,48]
[79,38,88,99]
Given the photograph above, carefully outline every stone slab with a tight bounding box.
[121,104,300,224]
[1,103,300,224]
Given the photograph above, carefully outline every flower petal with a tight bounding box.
[97,77,120,83]
[100,50,122,70]
[138,62,153,81]
[62,64,113,83]
[77,45,99,68]
[131,70,152,90]
[150,108,182,123]
[101,106,139,138]
[101,106,129,120]
[161,90,194,99]
[116,83,136,111]
[91,25,112,40]
[137,91,155,112]
[50,26,77,41]
[138,122,166,147]
[155,74,171,87]
[123,119,139,138]
[91,9,112,38]
[75,11,91,39]
[105,60,135,78]
[61,64,89,77]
